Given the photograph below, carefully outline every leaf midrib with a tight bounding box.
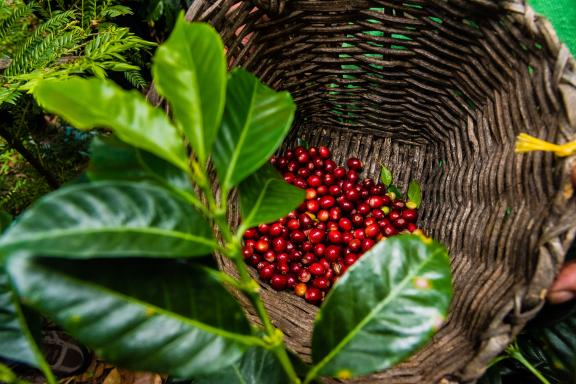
[312,246,444,375]
[2,226,216,248]
[243,177,275,228]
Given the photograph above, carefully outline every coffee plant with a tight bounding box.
[0,15,452,384]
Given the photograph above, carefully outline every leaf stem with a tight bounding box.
[195,165,300,384]
[506,342,551,384]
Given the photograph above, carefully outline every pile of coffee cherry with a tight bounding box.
[242,145,422,305]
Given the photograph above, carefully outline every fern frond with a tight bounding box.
[0,86,22,105]
[101,5,132,18]
[5,29,83,76]
[85,26,154,61]
[0,2,34,42]
[123,70,147,89]
[9,10,77,72]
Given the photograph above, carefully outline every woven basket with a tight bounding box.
[163,1,576,382]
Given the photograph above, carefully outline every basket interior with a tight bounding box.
[190,1,576,382]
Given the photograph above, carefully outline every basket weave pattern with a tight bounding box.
[178,1,576,382]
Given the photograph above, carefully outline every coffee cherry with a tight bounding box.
[242,246,253,259]
[263,250,276,263]
[276,253,289,264]
[327,230,342,244]
[313,277,331,291]
[324,159,336,173]
[347,170,360,182]
[301,253,315,265]
[297,152,309,164]
[393,201,405,210]
[402,209,418,222]
[365,223,380,238]
[314,243,326,256]
[309,146,318,157]
[290,230,306,243]
[347,157,363,171]
[389,210,401,221]
[294,283,307,297]
[368,196,384,208]
[383,225,398,237]
[277,261,289,275]
[308,228,325,243]
[342,232,353,243]
[325,245,341,261]
[316,185,328,196]
[307,175,322,187]
[313,158,323,168]
[357,203,370,216]
[259,264,275,280]
[287,218,300,230]
[270,274,288,290]
[364,217,376,226]
[323,173,336,186]
[329,207,341,221]
[297,167,310,178]
[362,178,375,189]
[333,167,347,179]
[305,188,317,200]
[353,228,366,239]
[393,218,407,230]
[299,213,314,229]
[255,239,269,253]
[348,238,362,251]
[306,199,320,213]
[298,269,311,282]
[305,287,322,304]
[351,213,364,227]
[309,262,326,276]
[344,254,358,266]
[272,237,287,252]
[318,146,330,159]
[329,185,342,196]
[327,221,338,232]
[243,228,258,239]
[361,238,376,252]
[345,189,360,202]
[302,241,314,252]
[319,195,335,209]
[289,250,302,261]
[248,254,261,266]
[407,223,418,232]
[269,223,284,237]
[286,274,297,288]
[338,217,352,232]
[317,209,330,222]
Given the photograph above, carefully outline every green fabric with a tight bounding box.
[530,0,576,54]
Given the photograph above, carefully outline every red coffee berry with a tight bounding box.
[242,246,253,259]
[316,185,328,195]
[306,199,320,213]
[357,203,370,216]
[364,217,377,226]
[368,196,384,208]
[314,243,326,256]
[329,185,342,196]
[308,146,318,157]
[277,262,289,275]
[317,209,330,222]
[276,253,289,264]
[383,224,398,237]
[393,218,407,230]
[313,277,331,291]
[338,199,354,212]
[362,238,376,252]
[297,152,309,164]
[362,178,375,188]
[333,167,347,179]
[344,254,358,266]
[243,228,258,239]
[328,230,342,244]
[338,217,352,232]
[248,254,261,266]
[319,195,335,209]
[309,262,326,276]
[325,245,341,261]
[342,232,353,243]
[402,209,418,222]
[290,230,306,243]
[347,157,363,171]
[393,201,405,210]
[294,178,307,189]
[269,223,284,237]
[351,213,364,227]
[255,239,269,253]
[313,158,323,168]
[270,274,288,291]
[324,159,336,173]
[308,228,325,243]
[263,250,276,263]
[365,223,380,238]
[305,287,322,304]
[348,238,362,251]
[287,218,300,230]
[407,223,418,232]
[353,228,366,239]
[318,146,330,158]
[329,207,341,221]
[290,262,303,275]
[297,167,310,178]
[272,237,287,252]
[345,189,361,202]
[347,170,360,182]
[302,241,313,252]
[295,146,306,156]
[286,274,297,288]
[298,269,311,283]
[388,211,401,221]
[305,188,317,200]
[307,175,322,187]
[259,264,275,280]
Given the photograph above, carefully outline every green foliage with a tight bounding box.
[0,0,155,106]
[0,16,453,384]
[407,180,422,208]
[308,235,452,380]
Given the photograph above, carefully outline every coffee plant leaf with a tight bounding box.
[6,256,257,378]
[309,235,452,379]
[0,211,12,234]
[152,15,226,166]
[388,184,402,198]
[33,78,188,172]
[380,165,393,187]
[88,136,194,194]
[0,182,215,258]
[0,268,44,368]
[239,163,305,230]
[190,346,290,384]
[213,68,295,191]
[407,180,422,208]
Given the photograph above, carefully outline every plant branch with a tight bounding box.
[0,117,60,190]
[506,342,551,384]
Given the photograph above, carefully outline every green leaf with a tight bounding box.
[239,164,305,230]
[0,210,12,234]
[33,78,188,171]
[152,15,226,166]
[213,69,295,191]
[407,180,422,208]
[380,165,393,187]
[6,256,258,378]
[190,346,290,384]
[308,235,452,380]
[87,135,194,194]
[0,182,215,258]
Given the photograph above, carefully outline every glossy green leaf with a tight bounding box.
[0,182,215,258]
[190,346,290,384]
[33,78,188,171]
[153,15,226,166]
[6,256,257,378]
[0,211,12,233]
[239,164,305,231]
[0,270,40,367]
[308,235,452,380]
[380,165,393,187]
[407,180,422,208]
[88,135,194,194]
[213,69,295,191]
